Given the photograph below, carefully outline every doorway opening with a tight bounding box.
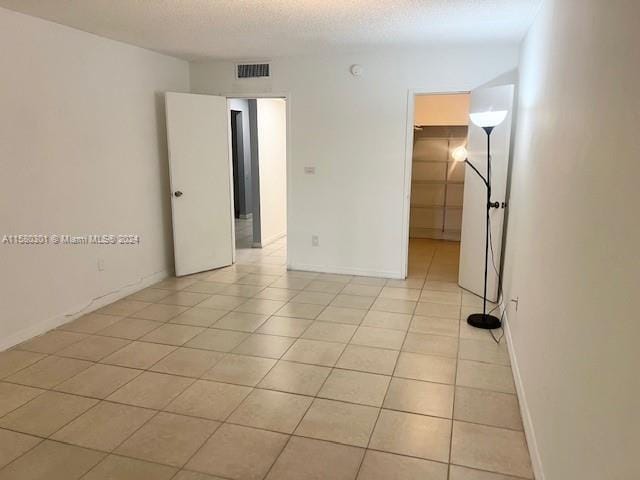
[405,92,470,279]
[164,92,288,277]
[402,85,515,301]
[228,98,287,267]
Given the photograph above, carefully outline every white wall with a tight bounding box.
[256,98,287,246]
[0,8,189,349]
[191,46,519,276]
[502,1,640,478]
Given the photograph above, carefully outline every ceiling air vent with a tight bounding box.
[236,63,270,79]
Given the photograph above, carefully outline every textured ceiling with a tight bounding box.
[0,0,542,61]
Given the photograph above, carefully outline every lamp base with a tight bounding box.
[467,313,501,330]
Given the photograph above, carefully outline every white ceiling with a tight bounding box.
[0,0,541,61]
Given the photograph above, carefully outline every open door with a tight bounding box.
[165,92,234,276]
[458,85,515,301]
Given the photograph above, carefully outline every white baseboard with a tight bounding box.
[1,269,169,352]
[288,262,402,279]
[503,309,546,480]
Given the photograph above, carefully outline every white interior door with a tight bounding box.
[459,85,515,301]
[165,92,234,277]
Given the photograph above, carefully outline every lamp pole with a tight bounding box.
[451,110,507,330]
[483,127,494,317]
[466,126,501,329]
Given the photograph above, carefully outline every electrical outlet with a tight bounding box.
[311,235,319,247]
[97,258,105,271]
[304,166,316,175]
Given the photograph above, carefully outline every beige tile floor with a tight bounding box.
[0,237,534,480]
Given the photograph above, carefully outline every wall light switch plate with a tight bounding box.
[97,258,105,271]
[304,166,316,175]
[311,235,319,247]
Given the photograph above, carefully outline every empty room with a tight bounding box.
[0,1,637,479]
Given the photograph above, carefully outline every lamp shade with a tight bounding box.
[452,146,468,163]
[470,110,508,128]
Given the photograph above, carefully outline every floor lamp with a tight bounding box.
[452,110,508,330]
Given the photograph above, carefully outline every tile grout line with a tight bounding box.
[352,246,432,479]
[448,274,464,480]
[2,345,516,398]
[1,240,530,479]
[5,294,513,422]
[0,417,533,480]
[0,331,207,476]
[175,294,337,480]
[99,274,290,479]
[261,281,357,480]
[4,321,515,408]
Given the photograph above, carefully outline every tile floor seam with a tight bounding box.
[267,311,367,480]
[2,365,524,433]
[447,296,463,480]
[1,353,96,389]
[0,386,50,424]
[0,434,47,476]
[2,427,523,480]
[448,462,533,480]
[0,435,231,480]
[353,246,436,480]
[1,344,201,413]
[12,333,89,357]
[144,385,250,477]
[182,413,251,474]
[19,322,510,361]
[177,320,313,479]
[7,330,502,373]
[0,395,161,437]
[0,393,122,474]
[51,402,165,462]
[1,237,532,480]
[1,386,470,426]
[3,329,513,394]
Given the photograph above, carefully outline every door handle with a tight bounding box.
[174,191,183,198]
